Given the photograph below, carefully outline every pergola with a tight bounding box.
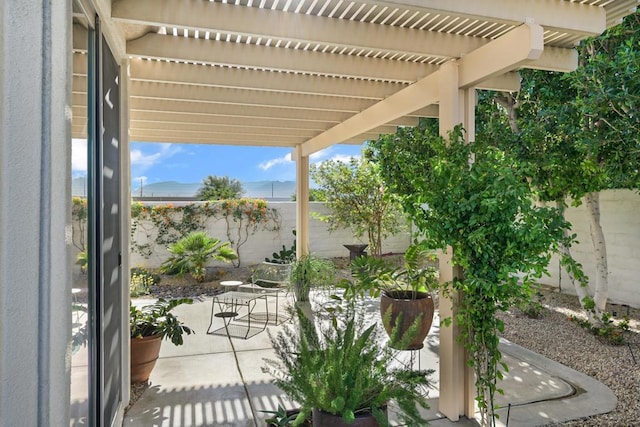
[68,0,636,422]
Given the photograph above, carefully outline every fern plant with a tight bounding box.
[160,231,237,282]
[263,306,433,426]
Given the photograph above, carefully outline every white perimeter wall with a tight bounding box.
[540,189,640,308]
[127,191,640,308]
[129,201,413,268]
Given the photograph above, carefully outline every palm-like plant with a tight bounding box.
[160,231,237,282]
[344,242,438,300]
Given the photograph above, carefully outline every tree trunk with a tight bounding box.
[495,92,520,133]
[557,202,598,324]
[585,191,608,315]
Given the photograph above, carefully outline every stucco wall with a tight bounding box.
[539,190,640,308]
[129,201,412,268]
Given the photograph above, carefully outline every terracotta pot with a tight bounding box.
[130,334,162,383]
[380,292,434,350]
[312,407,385,427]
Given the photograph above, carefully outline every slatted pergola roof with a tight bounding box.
[72,0,638,156]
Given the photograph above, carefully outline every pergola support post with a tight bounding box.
[437,61,476,421]
[294,147,310,257]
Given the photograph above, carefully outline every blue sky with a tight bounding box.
[71,140,364,187]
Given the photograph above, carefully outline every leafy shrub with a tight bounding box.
[130,298,194,345]
[263,306,433,426]
[160,232,237,282]
[569,312,630,345]
[266,230,297,264]
[130,267,160,297]
[516,287,546,319]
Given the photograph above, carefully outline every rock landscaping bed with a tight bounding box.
[498,289,639,427]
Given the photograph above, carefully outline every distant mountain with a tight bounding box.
[133,181,201,198]
[132,180,296,199]
[74,178,297,200]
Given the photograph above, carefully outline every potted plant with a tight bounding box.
[341,242,438,350]
[263,306,433,427]
[289,254,336,303]
[130,298,194,383]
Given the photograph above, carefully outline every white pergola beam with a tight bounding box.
[129,81,374,113]
[129,98,352,123]
[301,72,441,156]
[300,23,544,156]
[72,23,88,52]
[458,23,543,88]
[130,120,318,138]
[112,0,486,61]
[365,0,606,36]
[128,59,405,100]
[127,33,438,83]
[526,46,578,72]
[73,52,88,75]
[129,111,329,131]
[130,130,300,146]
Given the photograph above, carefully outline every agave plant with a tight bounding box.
[160,231,237,282]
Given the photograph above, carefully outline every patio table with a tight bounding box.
[207,291,268,339]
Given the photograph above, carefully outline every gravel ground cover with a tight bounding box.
[498,289,640,426]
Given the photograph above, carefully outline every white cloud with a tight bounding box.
[329,153,359,163]
[258,153,292,170]
[71,139,88,173]
[309,147,332,161]
[132,176,148,184]
[130,143,182,171]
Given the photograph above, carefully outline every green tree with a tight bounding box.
[476,12,640,322]
[290,188,327,201]
[369,126,569,425]
[196,175,244,200]
[310,156,403,257]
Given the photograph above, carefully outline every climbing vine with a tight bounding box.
[369,125,571,426]
[71,197,88,273]
[219,198,280,267]
[131,199,280,267]
[71,197,88,252]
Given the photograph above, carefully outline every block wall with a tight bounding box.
[129,201,412,268]
[539,190,640,308]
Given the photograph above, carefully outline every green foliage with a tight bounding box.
[196,175,244,200]
[131,200,280,266]
[220,198,281,267]
[261,405,303,427]
[130,267,160,297]
[340,241,438,300]
[76,251,88,274]
[310,156,403,257]
[290,188,327,202]
[569,312,630,345]
[570,12,640,191]
[130,298,194,346]
[516,286,545,319]
[263,306,433,426]
[160,232,237,282]
[266,230,297,264]
[290,255,336,302]
[369,126,571,424]
[72,197,88,273]
[130,202,214,257]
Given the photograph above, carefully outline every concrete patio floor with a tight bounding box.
[120,293,617,427]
